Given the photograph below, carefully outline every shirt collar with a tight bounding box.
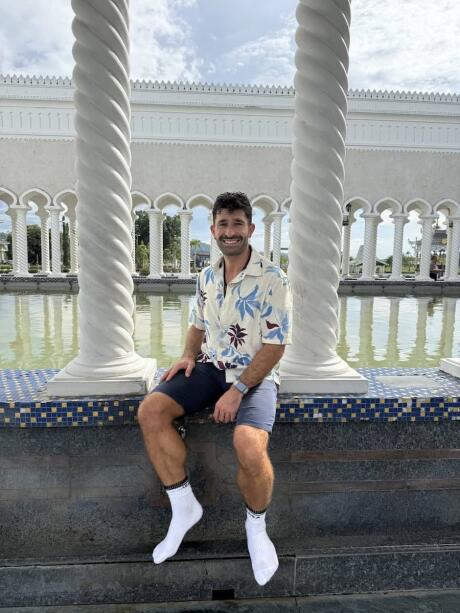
[212,245,264,277]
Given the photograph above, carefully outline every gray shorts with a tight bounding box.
[152,362,278,433]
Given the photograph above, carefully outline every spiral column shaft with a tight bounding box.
[390,215,407,280]
[360,214,379,280]
[131,211,138,275]
[47,0,156,396]
[417,216,436,281]
[447,218,460,280]
[68,211,79,274]
[38,212,51,274]
[12,206,30,276]
[179,210,193,277]
[48,207,64,276]
[280,0,367,392]
[341,221,351,276]
[9,209,19,275]
[147,209,162,278]
[263,218,272,259]
[271,212,285,266]
[443,224,453,279]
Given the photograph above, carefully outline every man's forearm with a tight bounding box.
[239,344,285,389]
[182,325,205,360]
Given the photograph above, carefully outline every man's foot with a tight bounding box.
[152,480,203,564]
[245,509,279,586]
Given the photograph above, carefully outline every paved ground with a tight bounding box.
[2,589,459,612]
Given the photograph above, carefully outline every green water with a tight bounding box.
[0,293,458,370]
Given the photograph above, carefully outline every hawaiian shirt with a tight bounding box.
[189,247,293,384]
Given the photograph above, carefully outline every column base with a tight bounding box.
[47,358,157,397]
[280,369,368,394]
[147,273,162,279]
[439,358,460,379]
[415,276,433,282]
[358,276,375,281]
[389,275,404,281]
[49,272,66,278]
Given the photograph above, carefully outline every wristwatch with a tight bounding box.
[233,377,249,395]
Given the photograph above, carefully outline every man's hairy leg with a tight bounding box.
[138,391,203,564]
[138,391,187,485]
[233,425,278,586]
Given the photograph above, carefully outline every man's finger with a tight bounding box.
[160,368,171,382]
[184,362,195,377]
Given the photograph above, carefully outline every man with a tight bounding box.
[138,192,292,586]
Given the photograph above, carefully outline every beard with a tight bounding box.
[216,235,250,256]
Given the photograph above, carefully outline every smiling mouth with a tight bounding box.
[221,238,241,245]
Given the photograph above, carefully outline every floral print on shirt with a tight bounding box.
[189,249,293,384]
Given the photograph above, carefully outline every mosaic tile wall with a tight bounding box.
[0,367,459,428]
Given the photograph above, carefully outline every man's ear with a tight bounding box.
[249,223,256,237]
[210,224,216,239]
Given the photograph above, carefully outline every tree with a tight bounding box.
[136,242,149,274]
[135,211,149,245]
[27,225,42,265]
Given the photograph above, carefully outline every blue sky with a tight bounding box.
[1,0,459,255]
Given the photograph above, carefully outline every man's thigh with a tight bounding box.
[153,362,226,415]
[236,380,278,434]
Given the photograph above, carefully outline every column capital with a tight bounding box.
[418,215,437,222]
[9,203,31,212]
[146,208,162,217]
[178,209,193,218]
[362,213,380,220]
[391,214,409,223]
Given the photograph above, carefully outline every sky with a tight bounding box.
[1,0,459,256]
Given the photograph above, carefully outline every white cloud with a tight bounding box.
[220,15,296,86]
[349,0,460,93]
[0,0,202,83]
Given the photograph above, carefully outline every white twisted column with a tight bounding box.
[263,217,272,259]
[341,220,351,276]
[8,209,19,275]
[411,296,429,360]
[271,212,285,266]
[442,222,453,280]
[47,0,156,396]
[179,210,193,278]
[417,215,436,281]
[208,212,220,265]
[48,206,64,276]
[280,0,367,393]
[38,211,51,275]
[360,214,379,280]
[389,215,408,280]
[67,210,79,274]
[10,204,30,276]
[131,211,138,276]
[447,218,460,280]
[147,209,162,278]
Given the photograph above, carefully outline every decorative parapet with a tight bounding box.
[1,75,459,151]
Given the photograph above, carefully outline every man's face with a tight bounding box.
[211,208,255,257]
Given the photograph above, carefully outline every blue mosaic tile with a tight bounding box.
[0,367,460,427]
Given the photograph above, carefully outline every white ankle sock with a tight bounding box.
[245,508,279,586]
[152,480,203,564]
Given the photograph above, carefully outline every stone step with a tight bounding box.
[1,542,459,608]
[2,589,460,613]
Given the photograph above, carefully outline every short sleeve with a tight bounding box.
[260,272,293,345]
[189,274,206,330]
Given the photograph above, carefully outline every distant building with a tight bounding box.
[349,245,387,276]
[190,242,210,269]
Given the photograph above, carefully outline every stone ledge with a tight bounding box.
[1,368,460,427]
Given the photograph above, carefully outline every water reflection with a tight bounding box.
[0,293,458,370]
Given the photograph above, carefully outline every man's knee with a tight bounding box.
[233,425,269,474]
[137,392,183,431]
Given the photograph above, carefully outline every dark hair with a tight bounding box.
[212,192,252,223]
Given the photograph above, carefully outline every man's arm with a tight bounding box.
[238,344,285,389]
[161,325,205,381]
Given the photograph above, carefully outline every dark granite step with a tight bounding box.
[1,543,459,608]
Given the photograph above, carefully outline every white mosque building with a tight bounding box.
[0,75,459,281]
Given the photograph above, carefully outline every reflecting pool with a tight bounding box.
[0,293,459,370]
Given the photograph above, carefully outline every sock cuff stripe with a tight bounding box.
[246,505,267,518]
[164,476,189,492]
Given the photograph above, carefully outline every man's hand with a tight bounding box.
[161,357,195,382]
[213,386,243,424]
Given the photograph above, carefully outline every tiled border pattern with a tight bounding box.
[0,367,459,428]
